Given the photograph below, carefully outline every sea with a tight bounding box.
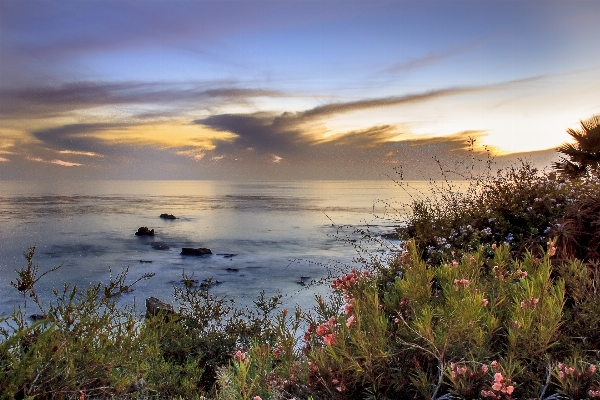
[0,180,425,320]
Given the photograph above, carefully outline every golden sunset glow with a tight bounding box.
[0,1,598,179]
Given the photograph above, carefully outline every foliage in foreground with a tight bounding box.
[2,157,600,399]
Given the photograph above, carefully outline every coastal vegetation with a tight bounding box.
[1,117,600,399]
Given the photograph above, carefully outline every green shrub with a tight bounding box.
[398,153,600,265]
[3,142,600,399]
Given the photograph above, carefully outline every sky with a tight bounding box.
[0,0,599,181]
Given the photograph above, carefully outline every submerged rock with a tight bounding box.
[159,213,177,220]
[151,243,170,251]
[181,247,212,256]
[135,227,155,236]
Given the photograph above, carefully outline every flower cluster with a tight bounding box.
[492,265,528,281]
[332,270,370,331]
[556,362,598,382]
[233,350,249,365]
[514,269,528,279]
[454,278,470,288]
[446,362,490,397]
[554,363,600,398]
[480,361,516,399]
[449,362,488,379]
[331,269,369,292]
[481,372,515,398]
[520,297,539,309]
[315,316,337,346]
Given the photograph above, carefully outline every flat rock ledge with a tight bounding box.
[181,247,212,256]
[159,213,177,220]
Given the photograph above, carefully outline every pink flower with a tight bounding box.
[253,396,262,400]
[492,243,497,250]
[491,360,498,368]
[589,364,597,373]
[481,364,489,373]
[346,315,356,327]
[316,324,328,336]
[521,297,539,309]
[344,303,353,315]
[454,278,470,288]
[505,385,514,395]
[481,298,489,307]
[323,333,336,346]
[233,350,248,364]
[494,372,504,383]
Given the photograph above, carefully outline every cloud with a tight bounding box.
[384,34,495,74]
[319,125,400,148]
[195,85,504,156]
[51,160,82,167]
[59,150,103,157]
[0,156,9,162]
[26,156,81,166]
[0,81,289,118]
[31,123,127,152]
[176,149,206,161]
[31,120,237,155]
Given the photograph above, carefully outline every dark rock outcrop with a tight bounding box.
[135,227,155,236]
[160,213,177,220]
[181,247,212,256]
[145,297,175,318]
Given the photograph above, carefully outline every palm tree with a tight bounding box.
[554,115,600,177]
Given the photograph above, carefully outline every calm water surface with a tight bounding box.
[0,180,424,317]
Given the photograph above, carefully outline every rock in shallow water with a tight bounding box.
[135,227,155,236]
[145,297,175,318]
[181,247,212,256]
